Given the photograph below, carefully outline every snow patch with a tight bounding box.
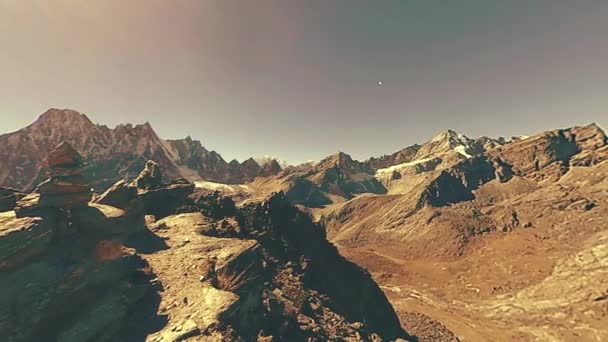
[453,145,472,158]
[375,157,434,176]
[254,155,290,168]
[194,181,251,193]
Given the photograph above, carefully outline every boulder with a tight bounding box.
[32,142,93,209]
[138,183,194,218]
[71,203,146,238]
[185,191,237,219]
[94,180,139,210]
[134,160,163,190]
[45,141,84,167]
[0,211,53,269]
[36,176,90,194]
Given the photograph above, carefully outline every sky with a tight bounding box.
[1,1,607,163]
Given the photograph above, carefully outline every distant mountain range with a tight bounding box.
[1,108,606,205]
[0,109,284,191]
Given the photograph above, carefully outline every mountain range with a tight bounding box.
[0,109,284,191]
[2,108,608,340]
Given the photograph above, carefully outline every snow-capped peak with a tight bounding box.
[254,155,290,168]
[430,129,471,145]
[427,130,479,158]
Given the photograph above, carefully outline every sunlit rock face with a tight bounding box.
[0,109,284,192]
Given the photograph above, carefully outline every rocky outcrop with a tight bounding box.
[283,176,332,207]
[366,130,503,171]
[35,142,93,208]
[176,190,237,219]
[487,124,607,182]
[134,168,195,219]
[312,153,387,196]
[93,180,139,210]
[0,237,153,342]
[92,160,194,219]
[0,211,53,269]
[0,151,157,342]
[250,152,386,207]
[0,187,24,212]
[232,192,409,340]
[422,156,513,206]
[133,160,163,190]
[146,192,411,341]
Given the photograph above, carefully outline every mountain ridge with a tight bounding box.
[0,109,284,190]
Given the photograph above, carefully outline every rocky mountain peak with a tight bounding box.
[25,108,101,138]
[254,155,290,169]
[317,151,354,169]
[34,108,93,125]
[422,129,483,158]
[260,158,283,177]
[239,158,263,182]
[0,108,284,190]
[570,123,607,149]
[430,129,472,147]
[240,157,261,167]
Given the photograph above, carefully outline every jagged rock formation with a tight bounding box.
[240,157,263,182]
[249,152,387,208]
[0,144,413,341]
[0,109,283,191]
[308,152,386,196]
[247,131,506,208]
[255,156,290,169]
[2,108,607,340]
[143,192,412,341]
[320,124,608,340]
[259,159,283,177]
[234,192,407,340]
[325,124,607,247]
[0,149,160,341]
[35,142,93,208]
[367,130,503,171]
[134,160,164,190]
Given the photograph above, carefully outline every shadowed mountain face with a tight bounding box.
[0,109,282,191]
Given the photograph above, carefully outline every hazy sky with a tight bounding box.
[1,1,607,163]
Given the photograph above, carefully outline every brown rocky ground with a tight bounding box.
[325,160,608,341]
[3,123,608,341]
[1,142,419,341]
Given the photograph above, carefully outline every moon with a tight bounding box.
[377,80,383,86]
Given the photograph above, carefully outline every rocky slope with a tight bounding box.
[248,152,387,208]
[245,130,504,209]
[0,109,282,191]
[319,123,608,341]
[3,110,608,341]
[0,143,423,341]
